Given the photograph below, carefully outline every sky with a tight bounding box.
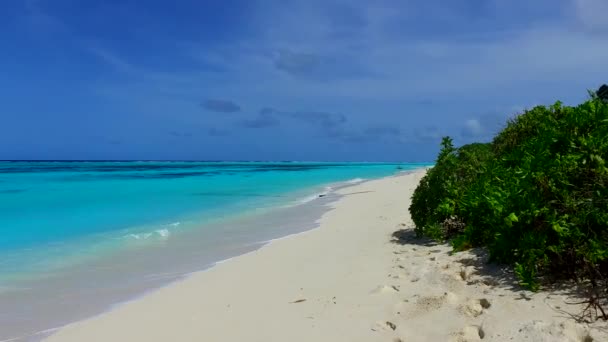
[0,0,607,161]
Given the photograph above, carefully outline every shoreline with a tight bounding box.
[2,173,402,341]
[45,169,607,341]
[41,171,421,342]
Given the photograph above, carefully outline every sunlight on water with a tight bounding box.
[0,161,429,340]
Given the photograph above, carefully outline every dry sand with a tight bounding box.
[46,170,608,341]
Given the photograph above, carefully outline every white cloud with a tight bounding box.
[576,0,608,31]
[85,0,608,144]
[167,0,607,101]
[463,119,483,136]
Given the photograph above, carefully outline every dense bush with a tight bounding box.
[598,84,608,102]
[410,138,493,240]
[410,86,608,311]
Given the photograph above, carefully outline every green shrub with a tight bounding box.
[598,84,608,102]
[409,137,493,239]
[410,87,608,304]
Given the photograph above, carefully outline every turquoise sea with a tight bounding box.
[0,161,427,340]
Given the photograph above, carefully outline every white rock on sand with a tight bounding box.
[45,170,608,342]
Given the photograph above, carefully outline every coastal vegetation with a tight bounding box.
[410,85,608,319]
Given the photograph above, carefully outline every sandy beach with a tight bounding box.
[45,170,608,342]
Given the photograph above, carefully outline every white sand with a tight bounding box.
[46,170,607,341]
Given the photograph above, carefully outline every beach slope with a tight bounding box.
[46,170,606,341]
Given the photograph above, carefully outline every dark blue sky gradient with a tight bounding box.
[1,0,607,161]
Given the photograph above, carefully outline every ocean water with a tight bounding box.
[0,161,426,340]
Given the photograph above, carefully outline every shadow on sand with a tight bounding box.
[391,227,519,292]
[390,227,608,326]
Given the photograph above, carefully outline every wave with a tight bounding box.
[343,177,366,184]
[284,178,367,208]
[155,229,170,239]
[296,186,333,205]
[123,226,175,241]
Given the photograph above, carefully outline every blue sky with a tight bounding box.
[1,0,607,161]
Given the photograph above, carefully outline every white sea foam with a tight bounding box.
[296,186,333,205]
[155,229,170,239]
[125,228,171,241]
[344,177,366,184]
[126,233,152,240]
[284,178,366,209]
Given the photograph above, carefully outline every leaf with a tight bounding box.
[408,93,608,294]
[552,223,564,234]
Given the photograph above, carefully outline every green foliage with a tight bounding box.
[410,88,608,295]
[410,137,493,239]
[597,84,608,102]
